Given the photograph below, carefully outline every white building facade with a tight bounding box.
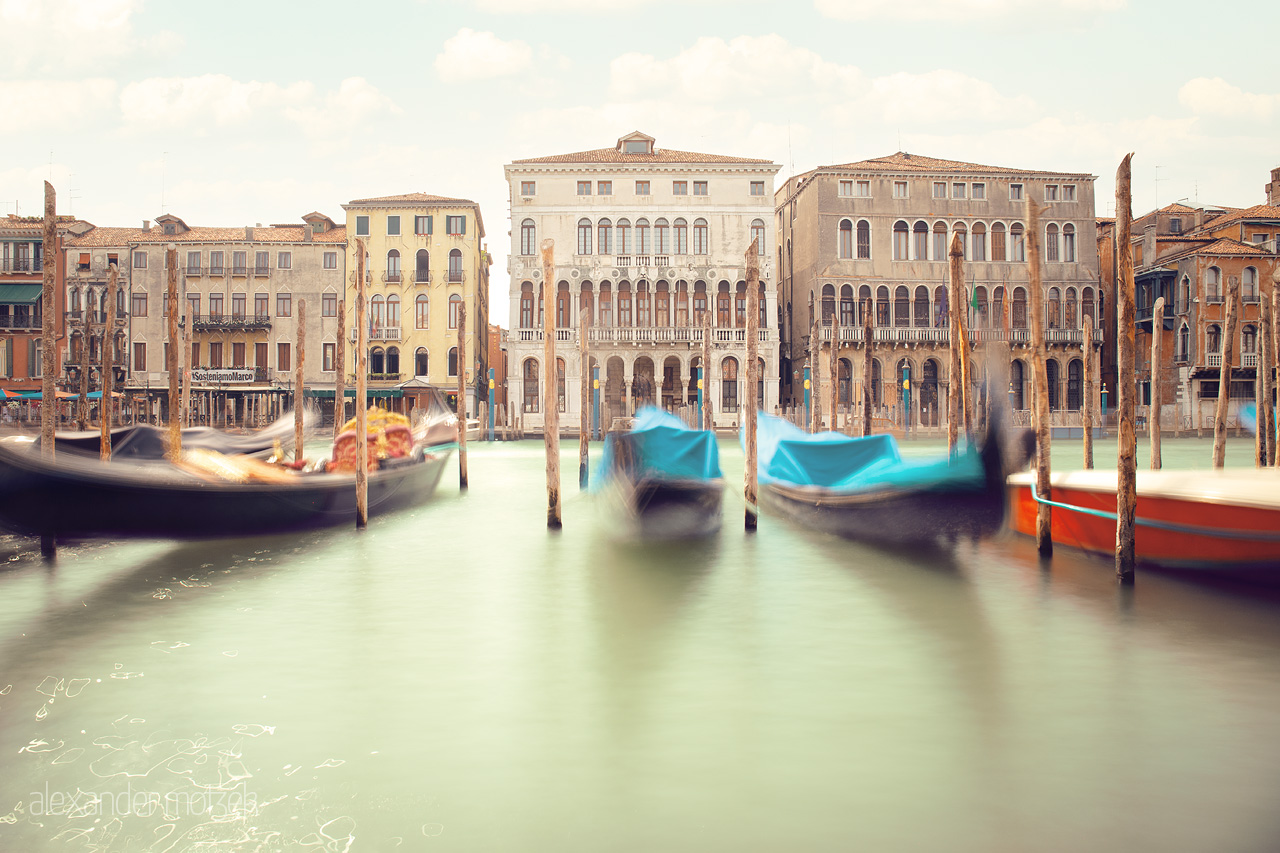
[503,131,782,432]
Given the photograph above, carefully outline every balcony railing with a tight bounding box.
[415,270,431,283]
[370,328,402,341]
[1242,353,1259,368]
[383,272,402,284]
[1207,353,1222,367]
[0,315,42,329]
[186,266,202,276]
[515,326,776,345]
[253,266,270,277]
[190,313,272,331]
[447,269,464,283]
[1,258,42,273]
[1243,293,1261,303]
[231,265,248,276]
[209,266,226,276]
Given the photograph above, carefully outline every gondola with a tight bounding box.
[747,412,1005,547]
[40,409,316,459]
[594,407,724,540]
[0,399,456,541]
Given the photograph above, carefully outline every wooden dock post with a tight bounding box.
[862,299,873,437]
[166,248,180,461]
[541,239,561,529]
[1082,314,1095,469]
[100,263,118,460]
[1150,297,1164,469]
[295,300,306,463]
[947,235,965,453]
[745,238,760,531]
[77,300,91,430]
[1262,291,1276,466]
[355,239,369,528]
[1212,273,1240,468]
[334,299,346,441]
[181,296,191,429]
[1116,154,1137,583]
[829,295,840,434]
[40,182,56,558]
[457,302,468,490]
[579,307,590,489]
[702,307,712,432]
[1026,198,1052,557]
[809,293,821,432]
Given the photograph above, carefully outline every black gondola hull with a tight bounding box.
[600,475,724,540]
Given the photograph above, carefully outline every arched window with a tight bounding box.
[894,285,910,327]
[1082,286,1096,325]
[1206,266,1222,301]
[991,222,1007,261]
[751,219,766,255]
[386,294,401,331]
[856,220,871,259]
[1010,359,1025,409]
[386,249,401,282]
[598,218,612,255]
[952,223,968,260]
[1012,287,1028,329]
[1062,224,1076,263]
[721,356,739,412]
[655,218,670,254]
[1243,266,1259,301]
[972,222,987,261]
[1010,223,1026,262]
[1067,358,1082,410]
[520,219,536,256]
[676,280,689,327]
[386,346,400,376]
[1064,287,1078,328]
[448,249,463,282]
[913,285,930,327]
[370,294,385,333]
[1046,223,1060,262]
[717,282,731,327]
[577,218,592,255]
[1046,359,1060,410]
[618,283,632,327]
[913,221,929,260]
[1048,287,1061,328]
[415,347,428,377]
[693,219,709,255]
[1206,323,1221,353]
[974,286,988,329]
[655,281,670,327]
[522,359,539,412]
[448,294,462,329]
[635,218,650,254]
[840,285,855,326]
[893,221,909,260]
[857,284,872,326]
[70,287,81,316]
[600,283,613,327]
[932,222,948,261]
[415,249,429,283]
[870,358,882,407]
[1177,323,1190,363]
[556,282,571,328]
[822,283,836,323]
[933,285,948,328]
[557,357,566,412]
[448,346,458,376]
[370,346,385,375]
[673,218,688,255]
[416,293,429,329]
[635,282,651,326]
[876,285,890,326]
[616,219,631,254]
[838,219,853,259]
[520,282,534,329]
[1242,324,1257,353]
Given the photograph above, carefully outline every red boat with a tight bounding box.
[1007,469,1280,574]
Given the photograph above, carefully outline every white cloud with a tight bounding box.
[815,0,1123,22]
[435,28,534,82]
[1178,78,1279,122]
[0,0,180,73]
[284,77,404,139]
[4,79,118,129]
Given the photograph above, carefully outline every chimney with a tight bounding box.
[1267,167,1280,207]
[303,227,313,243]
[1143,223,1157,265]
[245,226,254,241]
[142,220,150,230]
[1194,207,1205,229]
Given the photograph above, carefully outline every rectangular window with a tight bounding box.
[210,341,223,368]
[952,182,966,199]
[209,251,224,274]
[255,341,268,369]
[322,293,337,317]
[232,251,247,274]
[187,294,199,319]
[323,342,335,372]
[132,251,147,269]
[446,216,465,235]
[132,342,146,371]
[277,293,291,317]
[191,342,200,367]
[521,181,536,196]
[186,251,200,272]
[1045,184,1059,201]
[750,181,765,196]
[597,181,612,195]
[856,180,870,197]
[1010,183,1024,201]
[277,251,291,269]
[414,215,432,235]
[693,181,708,196]
[232,293,246,320]
[1063,185,1075,201]
[383,215,399,236]
[972,183,986,200]
[838,180,853,197]
[1170,219,1183,234]
[131,292,147,317]
[209,293,224,319]
[355,215,369,236]
[230,342,244,368]
[635,181,650,196]
[277,342,291,372]
[254,293,268,319]
[254,251,269,273]
[323,251,337,269]
[894,181,909,199]
[673,181,688,195]
[933,182,946,198]
[1251,232,1266,243]
[576,181,591,196]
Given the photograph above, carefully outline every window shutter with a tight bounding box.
[460,217,466,235]
[28,339,36,377]
[427,216,433,235]
[3,337,10,378]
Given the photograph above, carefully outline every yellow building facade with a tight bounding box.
[341,193,489,414]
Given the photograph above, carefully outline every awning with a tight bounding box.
[305,388,403,398]
[0,284,44,304]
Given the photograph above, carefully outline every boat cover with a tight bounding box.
[595,407,722,489]
[747,412,986,492]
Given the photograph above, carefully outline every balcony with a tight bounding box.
[191,312,272,331]
[383,271,403,284]
[208,266,226,276]
[1207,353,1222,367]
[1242,353,1259,368]
[415,270,431,284]
[1,258,42,273]
[186,266,203,276]
[0,315,42,330]
[253,266,270,277]
[231,265,248,276]
[447,269,464,283]
[1243,292,1261,304]
[370,327,402,341]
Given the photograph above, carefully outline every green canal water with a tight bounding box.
[1,436,1279,851]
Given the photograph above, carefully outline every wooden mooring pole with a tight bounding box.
[1082,314,1095,469]
[334,299,346,441]
[702,307,712,432]
[166,248,180,461]
[862,299,873,437]
[809,293,821,432]
[78,300,91,430]
[1271,281,1280,464]
[542,239,561,529]
[181,296,191,429]
[829,295,840,434]
[1116,154,1137,583]
[100,263,118,460]
[1212,273,1240,468]
[1026,198,1052,557]
[745,238,760,531]
[355,239,369,528]
[40,182,56,558]
[1150,298,1164,469]
[1262,291,1276,466]
[295,300,306,462]
[457,302,468,490]
[947,235,965,453]
[579,307,590,489]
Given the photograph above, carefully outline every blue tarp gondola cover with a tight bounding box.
[595,406,722,490]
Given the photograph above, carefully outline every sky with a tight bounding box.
[3,0,1277,327]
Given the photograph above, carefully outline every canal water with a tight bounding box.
[1,436,1279,851]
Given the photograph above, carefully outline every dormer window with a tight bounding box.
[624,140,649,154]
[1170,218,1182,234]
[163,224,176,235]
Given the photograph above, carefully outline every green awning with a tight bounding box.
[305,388,403,398]
[0,284,44,304]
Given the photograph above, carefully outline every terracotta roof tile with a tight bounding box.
[819,151,1089,177]
[67,225,347,248]
[510,147,776,166]
[1157,236,1274,264]
[1188,203,1280,234]
[345,193,477,205]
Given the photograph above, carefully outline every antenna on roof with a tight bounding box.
[161,151,168,213]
